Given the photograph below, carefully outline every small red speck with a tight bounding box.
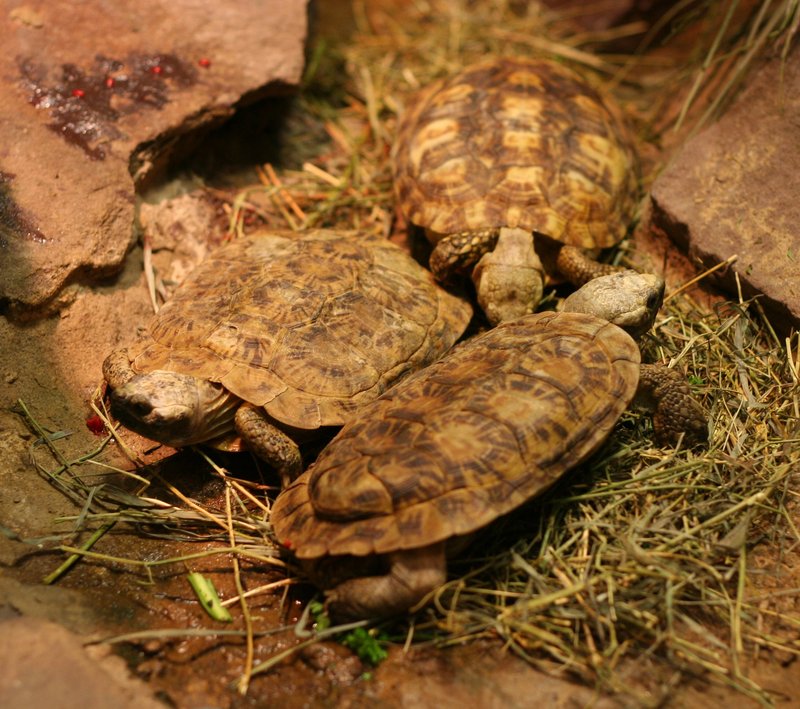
[198,57,211,68]
[282,539,293,550]
[86,414,106,435]
[151,65,163,75]
[105,77,115,88]
[71,88,85,98]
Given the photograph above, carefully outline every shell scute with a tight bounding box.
[393,57,639,247]
[125,228,472,430]
[272,310,642,559]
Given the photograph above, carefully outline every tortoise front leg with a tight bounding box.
[635,364,707,446]
[428,229,499,282]
[555,244,623,287]
[235,403,303,487]
[325,543,447,621]
[102,349,136,390]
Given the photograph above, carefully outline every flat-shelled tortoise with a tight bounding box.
[103,228,472,485]
[272,271,706,620]
[393,56,640,325]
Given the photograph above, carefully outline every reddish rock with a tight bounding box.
[650,52,800,333]
[0,616,163,709]
[0,0,308,317]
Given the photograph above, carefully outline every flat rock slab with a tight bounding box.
[0,0,307,316]
[650,51,800,333]
[0,616,162,709]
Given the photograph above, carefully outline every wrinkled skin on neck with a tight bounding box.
[108,370,240,448]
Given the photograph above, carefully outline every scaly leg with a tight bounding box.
[556,244,623,286]
[636,364,706,446]
[235,403,303,486]
[102,349,136,390]
[428,229,499,282]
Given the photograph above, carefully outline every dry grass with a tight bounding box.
[417,293,800,703]
[19,0,800,703]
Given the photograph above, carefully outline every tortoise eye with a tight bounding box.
[130,399,153,417]
[646,291,661,311]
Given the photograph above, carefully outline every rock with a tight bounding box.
[0,616,163,709]
[650,52,800,334]
[0,0,308,318]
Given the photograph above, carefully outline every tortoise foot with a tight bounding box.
[325,544,446,621]
[637,364,707,447]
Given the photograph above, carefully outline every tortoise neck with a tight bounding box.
[193,380,241,443]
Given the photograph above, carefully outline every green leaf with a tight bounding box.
[187,572,233,623]
[309,600,331,631]
[340,627,388,666]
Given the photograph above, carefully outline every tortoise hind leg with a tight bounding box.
[325,543,447,621]
[556,244,623,286]
[235,403,302,487]
[636,364,707,446]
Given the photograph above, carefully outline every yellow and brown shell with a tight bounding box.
[124,228,472,430]
[393,57,639,249]
[272,310,640,558]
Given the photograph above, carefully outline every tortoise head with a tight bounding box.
[108,370,239,448]
[561,270,665,339]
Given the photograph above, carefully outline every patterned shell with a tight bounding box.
[127,228,472,430]
[272,311,640,558]
[393,57,639,248]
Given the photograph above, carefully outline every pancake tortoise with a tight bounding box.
[393,56,640,325]
[103,228,472,485]
[272,270,706,620]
